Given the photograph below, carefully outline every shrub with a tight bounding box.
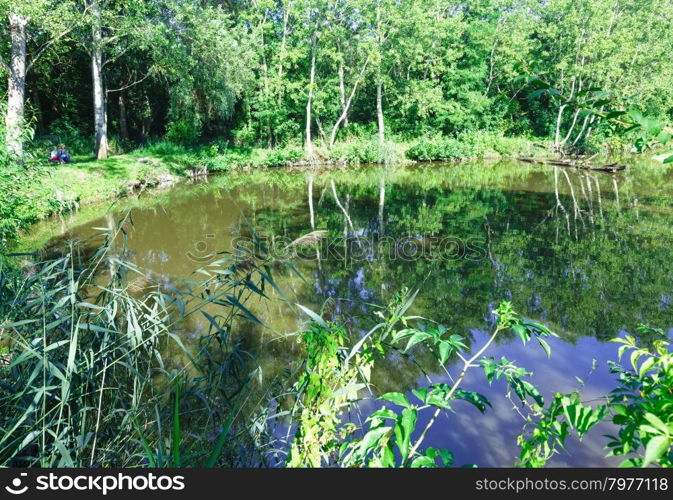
[262,146,304,167]
[0,148,48,249]
[166,120,202,145]
[141,140,191,158]
[406,132,541,161]
[406,135,471,161]
[40,117,92,156]
[327,137,406,164]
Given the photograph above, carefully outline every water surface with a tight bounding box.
[37,159,673,466]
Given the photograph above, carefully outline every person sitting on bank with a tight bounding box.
[57,144,71,164]
[50,148,59,163]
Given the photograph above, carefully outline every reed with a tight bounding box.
[0,217,284,467]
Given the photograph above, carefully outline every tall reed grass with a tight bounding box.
[0,218,285,467]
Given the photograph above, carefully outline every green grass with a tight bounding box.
[42,153,178,203]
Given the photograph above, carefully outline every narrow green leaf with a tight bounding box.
[643,436,669,467]
[206,401,241,468]
[536,337,552,358]
[295,304,327,328]
[133,418,157,467]
[172,383,181,467]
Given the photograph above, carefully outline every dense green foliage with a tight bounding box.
[2,0,672,155]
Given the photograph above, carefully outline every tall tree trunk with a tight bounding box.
[92,3,108,159]
[330,179,356,233]
[338,61,348,127]
[554,76,577,153]
[118,92,129,142]
[376,0,385,147]
[305,32,317,159]
[5,13,28,158]
[553,104,565,151]
[376,74,385,147]
[308,173,315,230]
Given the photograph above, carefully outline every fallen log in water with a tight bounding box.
[517,156,626,173]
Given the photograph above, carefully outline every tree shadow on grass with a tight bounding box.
[58,156,138,180]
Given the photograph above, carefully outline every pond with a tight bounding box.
[34,158,673,466]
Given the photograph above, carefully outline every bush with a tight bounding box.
[141,140,191,157]
[406,132,542,161]
[584,131,632,155]
[406,135,471,161]
[262,146,304,167]
[0,141,49,249]
[327,137,406,164]
[166,120,202,145]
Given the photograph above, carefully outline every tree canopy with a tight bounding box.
[2,0,673,156]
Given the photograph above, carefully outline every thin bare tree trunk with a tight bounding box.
[308,171,322,269]
[572,107,601,147]
[92,2,108,159]
[561,108,581,145]
[316,116,328,146]
[5,13,28,158]
[559,79,583,147]
[376,75,384,147]
[612,178,620,212]
[330,179,356,233]
[305,32,317,159]
[554,76,577,152]
[338,61,348,127]
[308,173,315,230]
[554,104,565,151]
[592,174,603,221]
[376,0,385,147]
[329,56,370,148]
[553,167,571,237]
